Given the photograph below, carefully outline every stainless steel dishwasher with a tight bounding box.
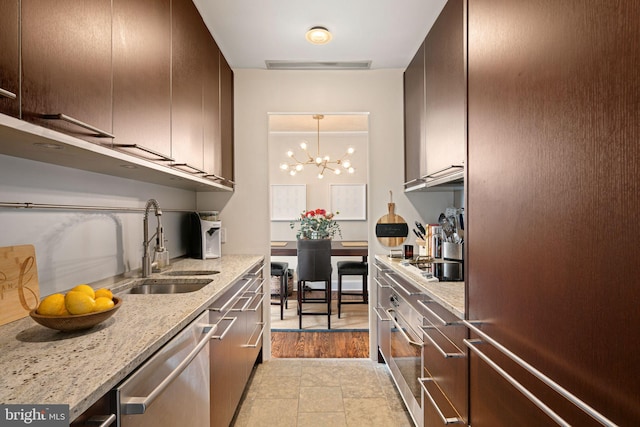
[114,311,216,427]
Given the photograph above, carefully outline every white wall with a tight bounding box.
[197,69,454,359]
[0,154,196,296]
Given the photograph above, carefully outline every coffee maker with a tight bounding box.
[189,212,221,259]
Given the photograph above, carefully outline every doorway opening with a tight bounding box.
[267,113,370,358]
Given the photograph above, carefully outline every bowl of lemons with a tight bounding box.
[29,284,122,332]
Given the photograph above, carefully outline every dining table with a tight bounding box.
[270,240,368,261]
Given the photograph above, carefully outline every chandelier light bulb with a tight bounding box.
[295,164,303,171]
[280,163,289,170]
[315,157,322,164]
[347,147,355,154]
[348,167,355,174]
[289,170,296,176]
[342,160,351,168]
[334,169,341,175]
[287,150,294,157]
[300,142,307,150]
[324,155,330,161]
[317,173,324,179]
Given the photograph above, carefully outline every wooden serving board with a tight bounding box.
[376,192,408,247]
[0,245,40,326]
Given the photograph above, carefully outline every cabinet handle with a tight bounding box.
[403,178,425,186]
[464,320,617,426]
[423,165,464,180]
[246,292,266,312]
[203,173,235,186]
[121,324,217,415]
[421,321,465,358]
[209,278,252,312]
[211,316,238,340]
[416,299,454,326]
[418,377,464,425]
[84,414,116,427]
[231,296,253,312]
[41,113,115,138]
[112,143,174,161]
[169,163,206,174]
[387,308,423,347]
[373,306,391,321]
[0,88,17,100]
[242,322,265,348]
[385,272,422,296]
[374,262,392,273]
[374,277,391,289]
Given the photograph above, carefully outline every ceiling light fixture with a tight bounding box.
[305,26,332,45]
[280,114,355,179]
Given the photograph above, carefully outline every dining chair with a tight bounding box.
[296,239,332,329]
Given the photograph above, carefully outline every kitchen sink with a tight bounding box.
[124,278,213,294]
[163,270,220,276]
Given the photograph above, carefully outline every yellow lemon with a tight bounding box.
[71,284,95,299]
[94,288,113,300]
[65,291,96,315]
[94,296,115,312]
[37,293,68,316]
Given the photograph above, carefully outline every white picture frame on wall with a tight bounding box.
[271,184,306,221]
[330,184,366,220]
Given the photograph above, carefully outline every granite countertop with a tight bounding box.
[375,255,465,319]
[0,255,263,421]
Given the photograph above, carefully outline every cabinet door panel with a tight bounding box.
[0,0,20,117]
[404,41,426,184]
[112,0,171,157]
[425,0,465,176]
[171,0,205,170]
[468,0,640,425]
[21,0,112,143]
[203,36,220,175]
[220,54,234,182]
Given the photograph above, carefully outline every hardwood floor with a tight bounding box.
[271,331,369,358]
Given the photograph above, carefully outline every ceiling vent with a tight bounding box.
[265,60,372,70]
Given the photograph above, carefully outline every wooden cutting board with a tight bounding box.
[376,191,408,247]
[0,245,40,326]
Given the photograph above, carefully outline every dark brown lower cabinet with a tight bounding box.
[467,0,640,426]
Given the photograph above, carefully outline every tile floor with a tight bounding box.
[232,358,415,427]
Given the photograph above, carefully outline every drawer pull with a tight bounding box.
[417,299,455,326]
[464,320,617,426]
[384,272,422,296]
[42,113,114,138]
[387,308,423,347]
[423,165,464,180]
[112,143,174,161]
[211,316,237,340]
[0,87,17,99]
[246,292,266,312]
[373,306,391,321]
[85,414,116,427]
[203,173,236,186]
[374,276,391,289]
[209,278,252,312]
[419,377,464,424]
[242,322,265,348]
[169,162,206,174]
[422,322,465,358]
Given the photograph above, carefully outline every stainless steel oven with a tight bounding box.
[381,267,426,427]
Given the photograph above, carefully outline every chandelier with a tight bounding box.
[279,114,355,179]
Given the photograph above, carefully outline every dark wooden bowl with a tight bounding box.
[29,297,122,331]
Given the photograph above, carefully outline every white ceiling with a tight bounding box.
[192,0,447,70]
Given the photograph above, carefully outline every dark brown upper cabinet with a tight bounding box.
[21,0,113,144]
[112,0,172,160]
[0,0,20,118]
[404,0,465,190]
[220,54,234,184]
[404,40,426,187]
[171,0,207,173]
[424,0,465,180]
[203,34,221,177]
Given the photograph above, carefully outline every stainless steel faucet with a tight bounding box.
[142,199,167,277]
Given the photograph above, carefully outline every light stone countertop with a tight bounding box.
[0,255,263,421]
[375,255,465,319]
